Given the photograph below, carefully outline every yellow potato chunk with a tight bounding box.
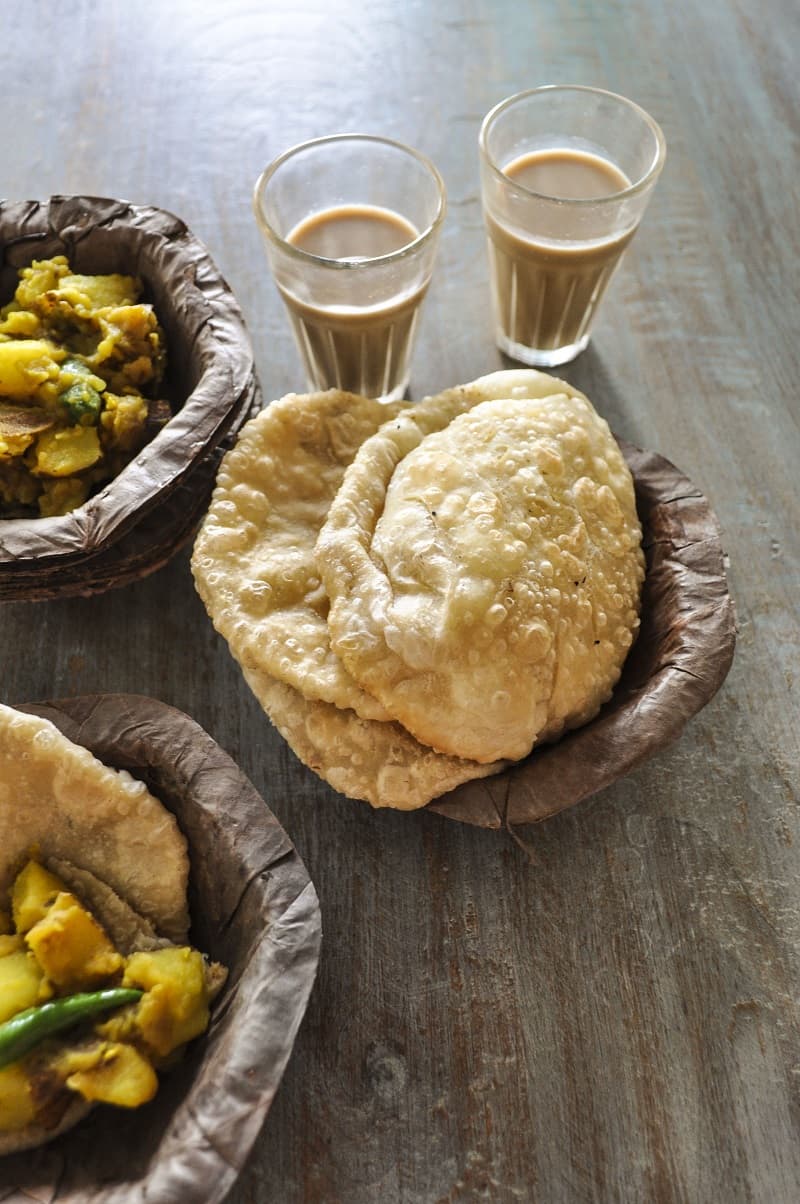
[94,1004,140,1046]
[12,256,70,309]
[0,339,63,398]
[60,274,139,309]
[33,425,102,476]
[123,948,209,1058]
[0,951,44,1023]
[0,1064,36,1132]
[0,934,24,957]
[100,392,148,451]
[91,304,163,387]
[38,476,90,517]
[0,431,35,459]
[62,1041,158,1109]
[0,308,41,338]
[25,892,123,990]
[11,860,66,934]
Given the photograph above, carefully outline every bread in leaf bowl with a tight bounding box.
[192,370,736,825]
[0,695,321,1203]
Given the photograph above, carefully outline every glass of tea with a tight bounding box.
[254,134,446,402]
[479,86,666,367]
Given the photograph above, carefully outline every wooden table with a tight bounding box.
[2,2,798,1200]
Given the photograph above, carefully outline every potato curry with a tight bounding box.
[0,256,168,517]
[0,860,224,1136]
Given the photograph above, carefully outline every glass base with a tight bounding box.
[303,370,409,404]
[302,372,408,404]
[376,379,410,403]
[496,330,591,368]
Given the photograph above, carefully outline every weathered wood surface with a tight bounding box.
[1,1,798,1201]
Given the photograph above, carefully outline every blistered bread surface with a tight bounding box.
[242,664,504,810]
[0,704,189,940]
[317,373,644,763]
[192,390,407,721]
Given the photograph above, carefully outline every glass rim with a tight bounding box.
[253,133,447,270]
[479,85,666,205]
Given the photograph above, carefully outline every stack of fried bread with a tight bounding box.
[191,370,645,810]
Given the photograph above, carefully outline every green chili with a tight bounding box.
[0,988,142,1069]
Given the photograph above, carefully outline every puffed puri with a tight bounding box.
[315,370,645,765]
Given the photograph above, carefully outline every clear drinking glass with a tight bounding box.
[479,85,666,367]
[254,134,446,402]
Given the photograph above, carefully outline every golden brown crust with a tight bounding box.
[0,704,189,942]
[242,665,505,810]
[192,389,407,721]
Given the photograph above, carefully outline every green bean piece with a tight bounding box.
[57,380,102,425]
[0,988,143,1069]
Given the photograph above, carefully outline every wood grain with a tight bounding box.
[1,1,798,1201]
